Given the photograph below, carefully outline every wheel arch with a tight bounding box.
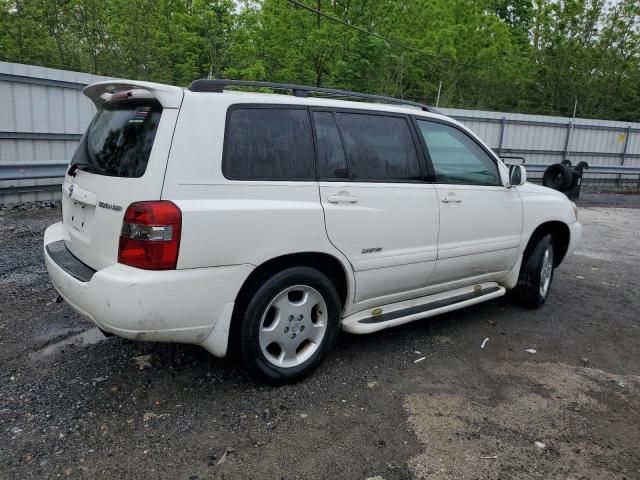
[231,251,351,319]
[227,252,351,357]
[525,221,571,267]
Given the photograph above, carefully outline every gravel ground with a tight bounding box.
[1,192,639,480]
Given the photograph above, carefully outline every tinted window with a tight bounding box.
[224,108,315,180]
[70,100,162,178]
[313,112,349,179]
[335,113,421,181]
[417,120,500,185]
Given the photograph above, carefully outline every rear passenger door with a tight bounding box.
[313,110,440,304]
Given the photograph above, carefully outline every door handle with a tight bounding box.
[441,196,462,203]
[327,194,358,204]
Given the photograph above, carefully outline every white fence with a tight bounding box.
[0,62,109,204]
[2,61,640,205]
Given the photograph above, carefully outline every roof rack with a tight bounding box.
[188,79,438,113]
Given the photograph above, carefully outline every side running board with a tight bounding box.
[342,283,506,334]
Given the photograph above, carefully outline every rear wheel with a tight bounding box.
[236,267,341,384]
[512,233,555,309]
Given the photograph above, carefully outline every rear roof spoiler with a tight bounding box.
[83,80,184,109]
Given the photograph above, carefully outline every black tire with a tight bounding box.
[236,266,341,384]
[512,233,555,309]
[543,163,574,192]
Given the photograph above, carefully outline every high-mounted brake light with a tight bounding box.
[110,90,133,100]
[118,201,182,270]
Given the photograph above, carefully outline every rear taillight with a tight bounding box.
[118,201,182,270]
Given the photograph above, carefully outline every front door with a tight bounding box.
[313,110,440,303]
[414,119,523,284]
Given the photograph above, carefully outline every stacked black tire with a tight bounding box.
[542,162,574,191]
[542,160,588,200]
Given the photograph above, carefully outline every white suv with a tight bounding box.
[44,79,581,383]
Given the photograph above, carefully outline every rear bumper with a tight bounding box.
[44,222,252,356]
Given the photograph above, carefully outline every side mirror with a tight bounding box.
[508,164,527,187]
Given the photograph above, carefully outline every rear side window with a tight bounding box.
[335,113,421,181]
[70,100,162,178]
[223,107,315,180]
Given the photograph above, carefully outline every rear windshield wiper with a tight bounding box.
[68,162,104,176]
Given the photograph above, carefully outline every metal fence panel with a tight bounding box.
[0,61,110,204]
[441,107,640,184]
[2,61,640,205]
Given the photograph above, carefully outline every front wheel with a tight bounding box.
[236,267,341,384]
[512,233,555,309]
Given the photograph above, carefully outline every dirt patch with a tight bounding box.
[574,207,640,264]
[405,362,640,479]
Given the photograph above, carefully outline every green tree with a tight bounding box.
[0,0,638,121]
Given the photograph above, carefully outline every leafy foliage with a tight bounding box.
[0,0,638,120]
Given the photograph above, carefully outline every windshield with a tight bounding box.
[70,99,162,178]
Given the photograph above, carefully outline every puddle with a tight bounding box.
[29,328,107,361]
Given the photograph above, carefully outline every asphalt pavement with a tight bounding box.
[1,192,639,479]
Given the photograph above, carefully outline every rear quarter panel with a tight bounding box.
[161,92,354,295]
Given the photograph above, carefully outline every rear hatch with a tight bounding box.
[61,81,183,270]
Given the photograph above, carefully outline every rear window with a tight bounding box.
[223,107,315,181]
[70,100,162,178]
